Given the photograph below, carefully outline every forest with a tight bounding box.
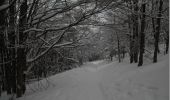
[0,0,169,99]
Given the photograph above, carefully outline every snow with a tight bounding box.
[0,55,169,100]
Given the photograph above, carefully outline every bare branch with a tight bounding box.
[0,0,16,12]
[27,28,69,63]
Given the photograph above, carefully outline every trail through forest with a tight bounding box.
[0,0,168,99]
[8,55,168,100]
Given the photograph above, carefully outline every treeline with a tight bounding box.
[126,0,169,66]
[96,0,168,65]
[0,0,28,97]
[107,0,169,65]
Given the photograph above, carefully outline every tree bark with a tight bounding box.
[16,0,28,97]
[128,16,134,63]
[0,0,7,96]
[133,0,139,63]
[138,2,146,66]
[8,0,16,93]
[116,32,121,63]
[165,31,169,54]
[153,0,163,63]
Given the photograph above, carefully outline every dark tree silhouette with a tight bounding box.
[153,0,163,63]
[138,2,146,66]
[16,0,28,97]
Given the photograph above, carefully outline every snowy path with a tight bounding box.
[11,55,168,100]
[57,63,106,100]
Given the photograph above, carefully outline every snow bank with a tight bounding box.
[100,55,169,100]
[0,55,168,100]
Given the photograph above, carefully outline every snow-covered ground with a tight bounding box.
[0,55,169,100]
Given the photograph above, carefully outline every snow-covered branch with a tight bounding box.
[0,0,16,12]
[27,28,69,63]
[24,28,43,33]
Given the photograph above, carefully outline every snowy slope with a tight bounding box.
[99,55,169,100]
[0,55,169,100]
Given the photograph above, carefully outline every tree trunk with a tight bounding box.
[133,0,139,63]
[4,50,12,94]
[116,32,121,63]
[0,0,7,96]
[138,2,146,66]
[130,38,134,63]
[165,31,169,54]
[8,0,16,93]
[129,21,133,63]
[153,0,163,63]
[16,0,28,97]
[127,1,134,63]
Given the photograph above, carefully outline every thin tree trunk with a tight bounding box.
[128,1,134,63]
[129,19,134,63]
[153,0,163,63]
[116,32,121,63]
[151,0,160,54]
[138,2,146,66]
[133,0,139,63]
[165,31,169,54]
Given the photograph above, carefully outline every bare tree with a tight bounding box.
[138,1,146,66]
[0,0,6,96]
[153,0,163,63]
